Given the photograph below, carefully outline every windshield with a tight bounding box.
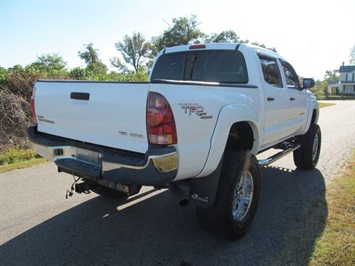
[151,50,248,83]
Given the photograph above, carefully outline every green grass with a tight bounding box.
[0,147,47,173]
[318,102,335,108]
[266,150,355,265]
[0,158,48,173]
[324,95,355,101]
[309,150,355,265]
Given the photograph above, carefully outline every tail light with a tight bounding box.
[30,87,38,124]
[147,92,177,145]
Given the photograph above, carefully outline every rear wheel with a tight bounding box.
[196,150,260,240]
[293,123,321,170]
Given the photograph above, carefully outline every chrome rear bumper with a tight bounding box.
[28,126,178,186]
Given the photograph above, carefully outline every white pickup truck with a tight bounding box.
[28,43,321,240]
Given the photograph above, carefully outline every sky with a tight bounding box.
[0,0,354,80]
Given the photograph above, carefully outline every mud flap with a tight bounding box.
[190,158,223,208]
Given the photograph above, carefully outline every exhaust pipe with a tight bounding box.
[169,183,190,206]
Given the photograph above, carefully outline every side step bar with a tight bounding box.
[258,143,300,166]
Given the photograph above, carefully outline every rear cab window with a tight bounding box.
[151,50,249,84]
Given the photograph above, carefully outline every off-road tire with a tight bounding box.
[293,123,321,170]
[196,150,260,240]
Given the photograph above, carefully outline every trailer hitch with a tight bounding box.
[65,175,97,199]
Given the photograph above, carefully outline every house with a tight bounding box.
[327,81,340,95]
[339,63,355,95]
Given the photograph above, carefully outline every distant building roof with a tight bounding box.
[339,65,355,73]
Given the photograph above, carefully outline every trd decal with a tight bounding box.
[179,103,213,119]
[180,103,204,115]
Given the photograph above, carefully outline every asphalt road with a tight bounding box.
[1,101,354,266]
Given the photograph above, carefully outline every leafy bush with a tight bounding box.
[313,90,325,100]
[0,147,41,165]
[311,80,327,100]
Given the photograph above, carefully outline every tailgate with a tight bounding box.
[34,80,150,153]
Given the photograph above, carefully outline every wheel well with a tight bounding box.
[226,122,254,151]
[311,109,318,124]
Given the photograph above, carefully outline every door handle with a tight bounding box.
[267,97,275,101]
[290,97,295,101]
[70,92,90,101]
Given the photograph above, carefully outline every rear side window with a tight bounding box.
[151,50,248,84]
[258,54,282,88]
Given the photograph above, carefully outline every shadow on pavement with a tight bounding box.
[0,166,327,265]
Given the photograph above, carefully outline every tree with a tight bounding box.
[78,43,99,65]
[204,30,241,43]
[250,42,277,53]
[324,70,340,82]
[113,32,150,73]
[349,45,355,64]
[30,53,67,73]
[68,67,89,80]
[78,43,108,75]
[151,15,205,57]
[110,57,128,73]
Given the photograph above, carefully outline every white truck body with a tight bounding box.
[28,43,320,240]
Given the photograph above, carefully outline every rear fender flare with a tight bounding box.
[197,104,260,178]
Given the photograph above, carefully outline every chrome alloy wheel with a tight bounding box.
[312,133,319,162]
[232,171,254,221]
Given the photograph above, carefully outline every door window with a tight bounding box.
[280,60,301,89]
[258,54,282,88]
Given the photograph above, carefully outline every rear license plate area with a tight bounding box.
[76,148,101,166]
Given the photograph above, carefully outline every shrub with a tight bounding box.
[0,147,41,165]
[0,88,33,151]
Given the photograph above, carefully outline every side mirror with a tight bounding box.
[302,78,315,89]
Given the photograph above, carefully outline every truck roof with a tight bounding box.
[163,43,240,53]
[161,42,281,60]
